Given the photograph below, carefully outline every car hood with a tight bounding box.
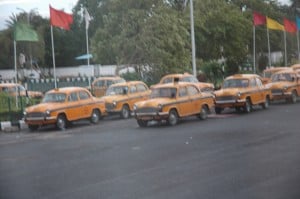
[135,98,175,107]
[25,102,67,112]
[214,88,241,96]
[101,95,128,103]
[267,81,294,89]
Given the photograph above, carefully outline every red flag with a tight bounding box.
[284,18,297,33]
[253,11,266,26]
[49,5,73,30]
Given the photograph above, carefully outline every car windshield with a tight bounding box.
[271,73,294,82]
[223,79,249,88]
[263,71,273,78]
[42,93,66,103]
[106,86,128,95]
[151,87,177,98]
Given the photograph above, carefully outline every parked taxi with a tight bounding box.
[214,74,271,114]
[91,76,125,97]
[157,73,214,92]
[0,83,43,99]
[262,67,290,84]
[267,69,300,103]
[101,81,151,119]
[133,81,215,127]
[23,87,105,131]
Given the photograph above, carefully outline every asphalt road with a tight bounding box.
[0,102,300,199]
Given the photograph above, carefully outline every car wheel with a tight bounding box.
[291,90,297,103]
[244,98,252,113]
[56,114,67,130]
[167,110,178,126]
[28,124,39,131]
[215,107,222,114]
[90,109,101,124]
[262,96,270,109]
[198,105,208,120]
[137,119,148,127]
[120,105,130,119]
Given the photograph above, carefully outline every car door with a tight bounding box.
[255,77,265,103]
[65,91,82,121]
[187,85,202,115]
[177,86,191,116]
[78,90,93,118]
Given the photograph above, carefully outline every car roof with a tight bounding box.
[160,73,193,79]
[151,82,199,89]
[291,64,300,69]
[92,76,124,82]
[263,67,290,72]
[226,74,261,80]
[46,87,90,94]
[110,81,147,87]
[273,69,296,74]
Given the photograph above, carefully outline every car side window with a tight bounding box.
[179,87,188,97]
[96,80,105,87]
[255,78,263,87]
[107,80,113,87]
[68,92,79,102]
[162,78,173,84]
[249,79,257,87]
[187,85,199,96]
[136,84,147,92]
[79,91,90,100]
[130,85,137,93]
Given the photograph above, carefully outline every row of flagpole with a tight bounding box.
[13,5,91,88]
[253,11,300,73]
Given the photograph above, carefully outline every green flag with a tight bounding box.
[14,23,39,42]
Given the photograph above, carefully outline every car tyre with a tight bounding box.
[244,98,252,113]
[291,90,297,103]
[56,114,67,130]
[198,105,208,120]
[137,119,148,127]
[120,105,130,119]
[167,110,178,126]
[262,96,270,109]
[91,109,101,124]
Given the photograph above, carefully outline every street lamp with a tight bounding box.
[184,0,197,77]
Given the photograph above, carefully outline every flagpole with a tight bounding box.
[284,31,287,66]
[86,27,90,66]
[14,40,18,108]
[253,25,256,73]
[267,27,271,67]
[297,31,300,62]
[50,25,57,89]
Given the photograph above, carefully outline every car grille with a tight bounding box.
[135,107,158,114]
[272,89,283,95]
[26,112,45,118]
[215,96,236,101]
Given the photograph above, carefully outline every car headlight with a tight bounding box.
[23,111,27,116]
[133,104,137,111]
[112,101,117,107]
[283,86,288,91]
[158,104,163,112]
[45,110,51,116]
[237,92,241,97]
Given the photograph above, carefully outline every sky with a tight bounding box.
[0,0,292,30]
[0,0,79,30]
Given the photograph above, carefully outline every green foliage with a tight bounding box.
[200,61,224,88]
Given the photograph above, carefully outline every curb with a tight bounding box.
[0,120,27,132]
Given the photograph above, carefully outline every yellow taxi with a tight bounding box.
[262,67,290,84]
[101,81,151,119]
[157,73,214,92]
[267,69,300,103]
[214,74,271,113]
[133,81,215,127]
[91,76,125,97]
[23,87,106,131]
[0,83,43,99]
